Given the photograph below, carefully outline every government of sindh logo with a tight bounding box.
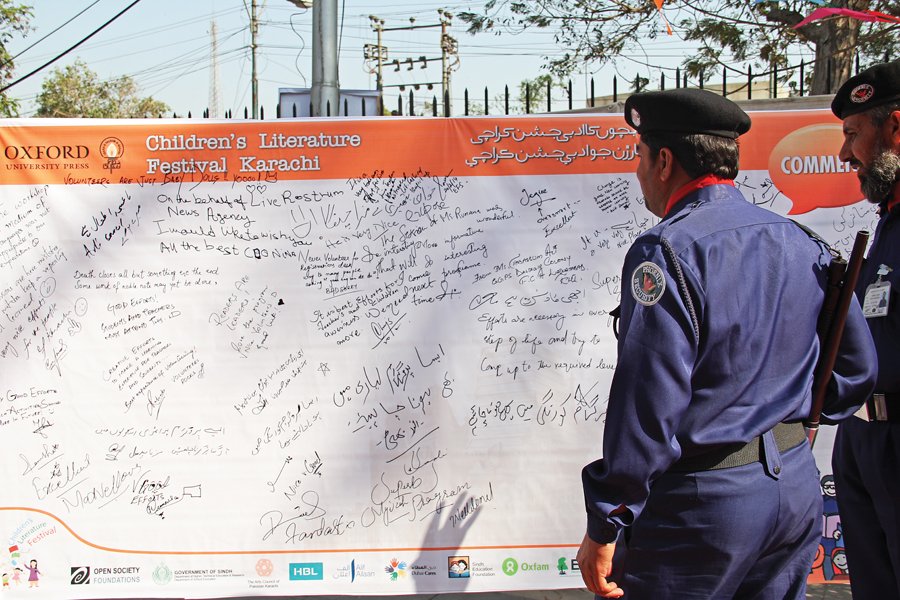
[631,261,666,306]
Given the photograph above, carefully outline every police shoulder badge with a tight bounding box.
[631,261,666,306]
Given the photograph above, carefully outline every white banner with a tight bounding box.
[0,113,870,597]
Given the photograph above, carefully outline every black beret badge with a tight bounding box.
[850,84,875,104]
[631,261,666,306]
[831,59,900,119]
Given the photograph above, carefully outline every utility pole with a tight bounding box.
[365,16,387,94]
[312,0,340,116]
[369,10,459,116]
[438,10,458,115]
[250,0,259,118]
[209,20,221,119]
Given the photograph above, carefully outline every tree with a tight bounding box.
[459,1,899,95]
[0,1,32,117]
[36,59,169,118]
[516,74,562,112]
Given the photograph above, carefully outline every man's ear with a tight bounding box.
[886,110,900,148]
[657,147,676,182]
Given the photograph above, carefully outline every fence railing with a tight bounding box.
[168,55,877,119]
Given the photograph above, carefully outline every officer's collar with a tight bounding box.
[878,188,900,216]
[887,188,900,214]
[663,174,734,217]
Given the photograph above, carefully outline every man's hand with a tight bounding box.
[577,532,623,598]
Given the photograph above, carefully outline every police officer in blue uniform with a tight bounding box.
[577,88,877,599]
[831,59,900,600]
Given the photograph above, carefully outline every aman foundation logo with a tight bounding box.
[768,124,863,214]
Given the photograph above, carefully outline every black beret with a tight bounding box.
[624,88,751,139]
[831,59,900,119]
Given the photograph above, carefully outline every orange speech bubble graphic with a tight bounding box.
[767,124,864,215]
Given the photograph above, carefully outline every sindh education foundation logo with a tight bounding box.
[448,555,470,578]
[100,137,124,172]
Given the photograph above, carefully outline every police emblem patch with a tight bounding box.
[850,83,874,104]
[630,108,641,127]
[631,261,666,306]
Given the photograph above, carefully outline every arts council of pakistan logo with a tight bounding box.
[256,558,274,577]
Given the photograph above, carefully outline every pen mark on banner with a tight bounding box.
[385,427,439,464]
[267,456,292,493]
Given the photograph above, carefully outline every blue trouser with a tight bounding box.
[832,418,900,600]
[608,438,821,599]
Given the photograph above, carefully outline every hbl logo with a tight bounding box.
[289,562,323,581]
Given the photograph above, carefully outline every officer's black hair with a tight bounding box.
[868,101,900,127]
[640,132,740,180]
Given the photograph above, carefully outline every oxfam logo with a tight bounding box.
[502,558,518,576]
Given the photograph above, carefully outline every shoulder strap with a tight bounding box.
[789,219,841,260]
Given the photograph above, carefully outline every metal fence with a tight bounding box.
[174,55,878,119]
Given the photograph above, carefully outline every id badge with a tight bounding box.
[862,281,891,318]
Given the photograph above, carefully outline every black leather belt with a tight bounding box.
[865,393,900,423]
[670,422,807,472]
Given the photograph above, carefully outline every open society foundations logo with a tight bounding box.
[70,566,141,585]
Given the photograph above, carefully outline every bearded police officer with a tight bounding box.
[577,88,877,599]
[831,59,900,600]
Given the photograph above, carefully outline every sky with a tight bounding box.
[4,0,728,118]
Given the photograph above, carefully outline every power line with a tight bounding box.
[0,0,145,94]
[0,0,103,70]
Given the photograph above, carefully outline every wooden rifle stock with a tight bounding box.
[805,229,870,447]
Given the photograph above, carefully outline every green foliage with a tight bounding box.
[631,75,649,94]
[36,59,169,118]
[0,1,33,117]
[459,1,900,95]
[516,73,559,112]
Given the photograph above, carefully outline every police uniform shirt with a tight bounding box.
[582,182,878,543]
[857,202,900,394]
